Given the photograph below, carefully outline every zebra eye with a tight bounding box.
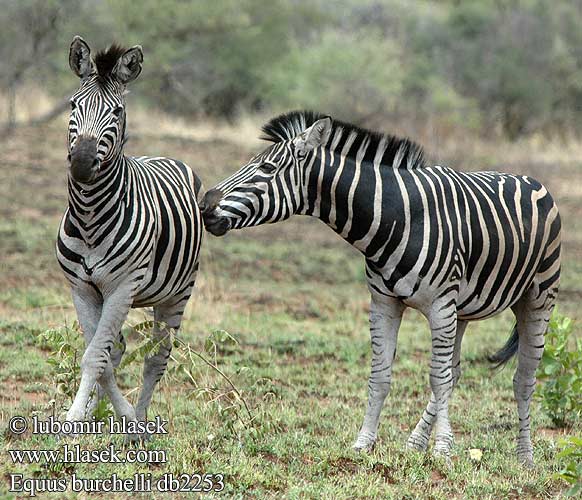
[258,163,277,174]
[112,106,124,118]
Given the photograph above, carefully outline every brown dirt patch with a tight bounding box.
[372,462,396,484]
[329,456,359,475]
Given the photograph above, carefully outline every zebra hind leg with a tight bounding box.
[353,296,404,452]
[407,320,467,451]
[512,284,557,467]
[135,298,188,423]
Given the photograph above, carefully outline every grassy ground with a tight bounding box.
[0,113,581,499]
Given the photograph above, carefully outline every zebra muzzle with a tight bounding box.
[69,137,101,184]
[202,211,231,236]
[200,189,231,236]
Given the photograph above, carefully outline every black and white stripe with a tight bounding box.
[201,110,561,464]
[57,37,203,427]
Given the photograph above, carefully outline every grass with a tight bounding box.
[0,114,580,499]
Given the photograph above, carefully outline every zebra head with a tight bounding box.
[201,112,332,236]
[67,36,143,184]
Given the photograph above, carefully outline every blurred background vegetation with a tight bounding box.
[2,0,582,141]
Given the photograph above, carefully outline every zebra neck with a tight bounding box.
[298,148,401,256]
[67,156,129,241]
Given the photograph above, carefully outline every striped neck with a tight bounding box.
[298,143,402,256]
[67,154,129,242]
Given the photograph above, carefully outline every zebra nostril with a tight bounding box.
[67,153,71,163]
[92,158,101,169]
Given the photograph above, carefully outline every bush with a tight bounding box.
[262,29,405,125]
[38,323,82,404]
[536,311,582,427]
[556,437,582,497]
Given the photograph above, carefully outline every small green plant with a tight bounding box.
[536,311,582,427]
[171,334,254,436]
[123,323,256,437]
[556,437,582,497]
[38,323,83,404]
[204,329,239,359]
[119,320,167,369]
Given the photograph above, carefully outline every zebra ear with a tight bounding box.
[113,45,143,85]
[69,36,94,79]
[295,117,333,153]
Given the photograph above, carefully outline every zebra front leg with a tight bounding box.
[407,320,467,451]
[135,298,187,422]
[86,332,126,416]
[427,299,458,458]
[353,296,404,451]
[66,287,135,424]
[71,288,103,419]
[71,289,129,420]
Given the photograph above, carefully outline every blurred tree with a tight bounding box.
[444,0,555,139]
[109,0,326,119]
[1,0,582,139]
[0,0,69,130]
[262,29,406,127]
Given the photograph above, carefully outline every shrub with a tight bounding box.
[38,323,82,404]
[536,311,582,427]
[262,29,406,125]
[556,437,582,497]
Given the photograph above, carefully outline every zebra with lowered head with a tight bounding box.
[57,36,203,430]
[201,110,561,465]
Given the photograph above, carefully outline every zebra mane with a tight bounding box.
[261,110,427,170]
[94,44,127,80]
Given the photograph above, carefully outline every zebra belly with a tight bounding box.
[130,226,200,308]
[366,253,539,321]
[455,263,538,320]
[131,267,196,308]
[456,284,518,320]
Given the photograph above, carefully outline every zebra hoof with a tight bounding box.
[432,448,453,467]
[124,432,151,445]
[58,411,88,439]
[406,434,429,452]
[518,453,534,468]
[352,435,376,453]
[64,406,89,425]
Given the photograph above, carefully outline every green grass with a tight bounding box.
[0,122,580,498]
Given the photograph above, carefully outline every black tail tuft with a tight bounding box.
[488,325,519,369]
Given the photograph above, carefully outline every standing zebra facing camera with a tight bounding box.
[57,36,203,431]
[201,111,561,465]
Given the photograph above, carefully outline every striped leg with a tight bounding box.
[513,285,556,466]
[407,320,467,451]
[353,296,404,451]
[66,286,135,424]
[135,295,189,421]
[86,331,126,416]
[70,288,133,421]
[427,299,458,458]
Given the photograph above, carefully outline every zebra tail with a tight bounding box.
[487,325,519,368]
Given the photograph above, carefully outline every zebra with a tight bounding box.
[57,36,203,431]
[200,110,561,465]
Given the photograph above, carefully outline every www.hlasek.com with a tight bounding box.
[7,415,224,496]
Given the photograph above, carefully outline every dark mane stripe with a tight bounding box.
[261,110,427,169]
[94,44,127,79]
